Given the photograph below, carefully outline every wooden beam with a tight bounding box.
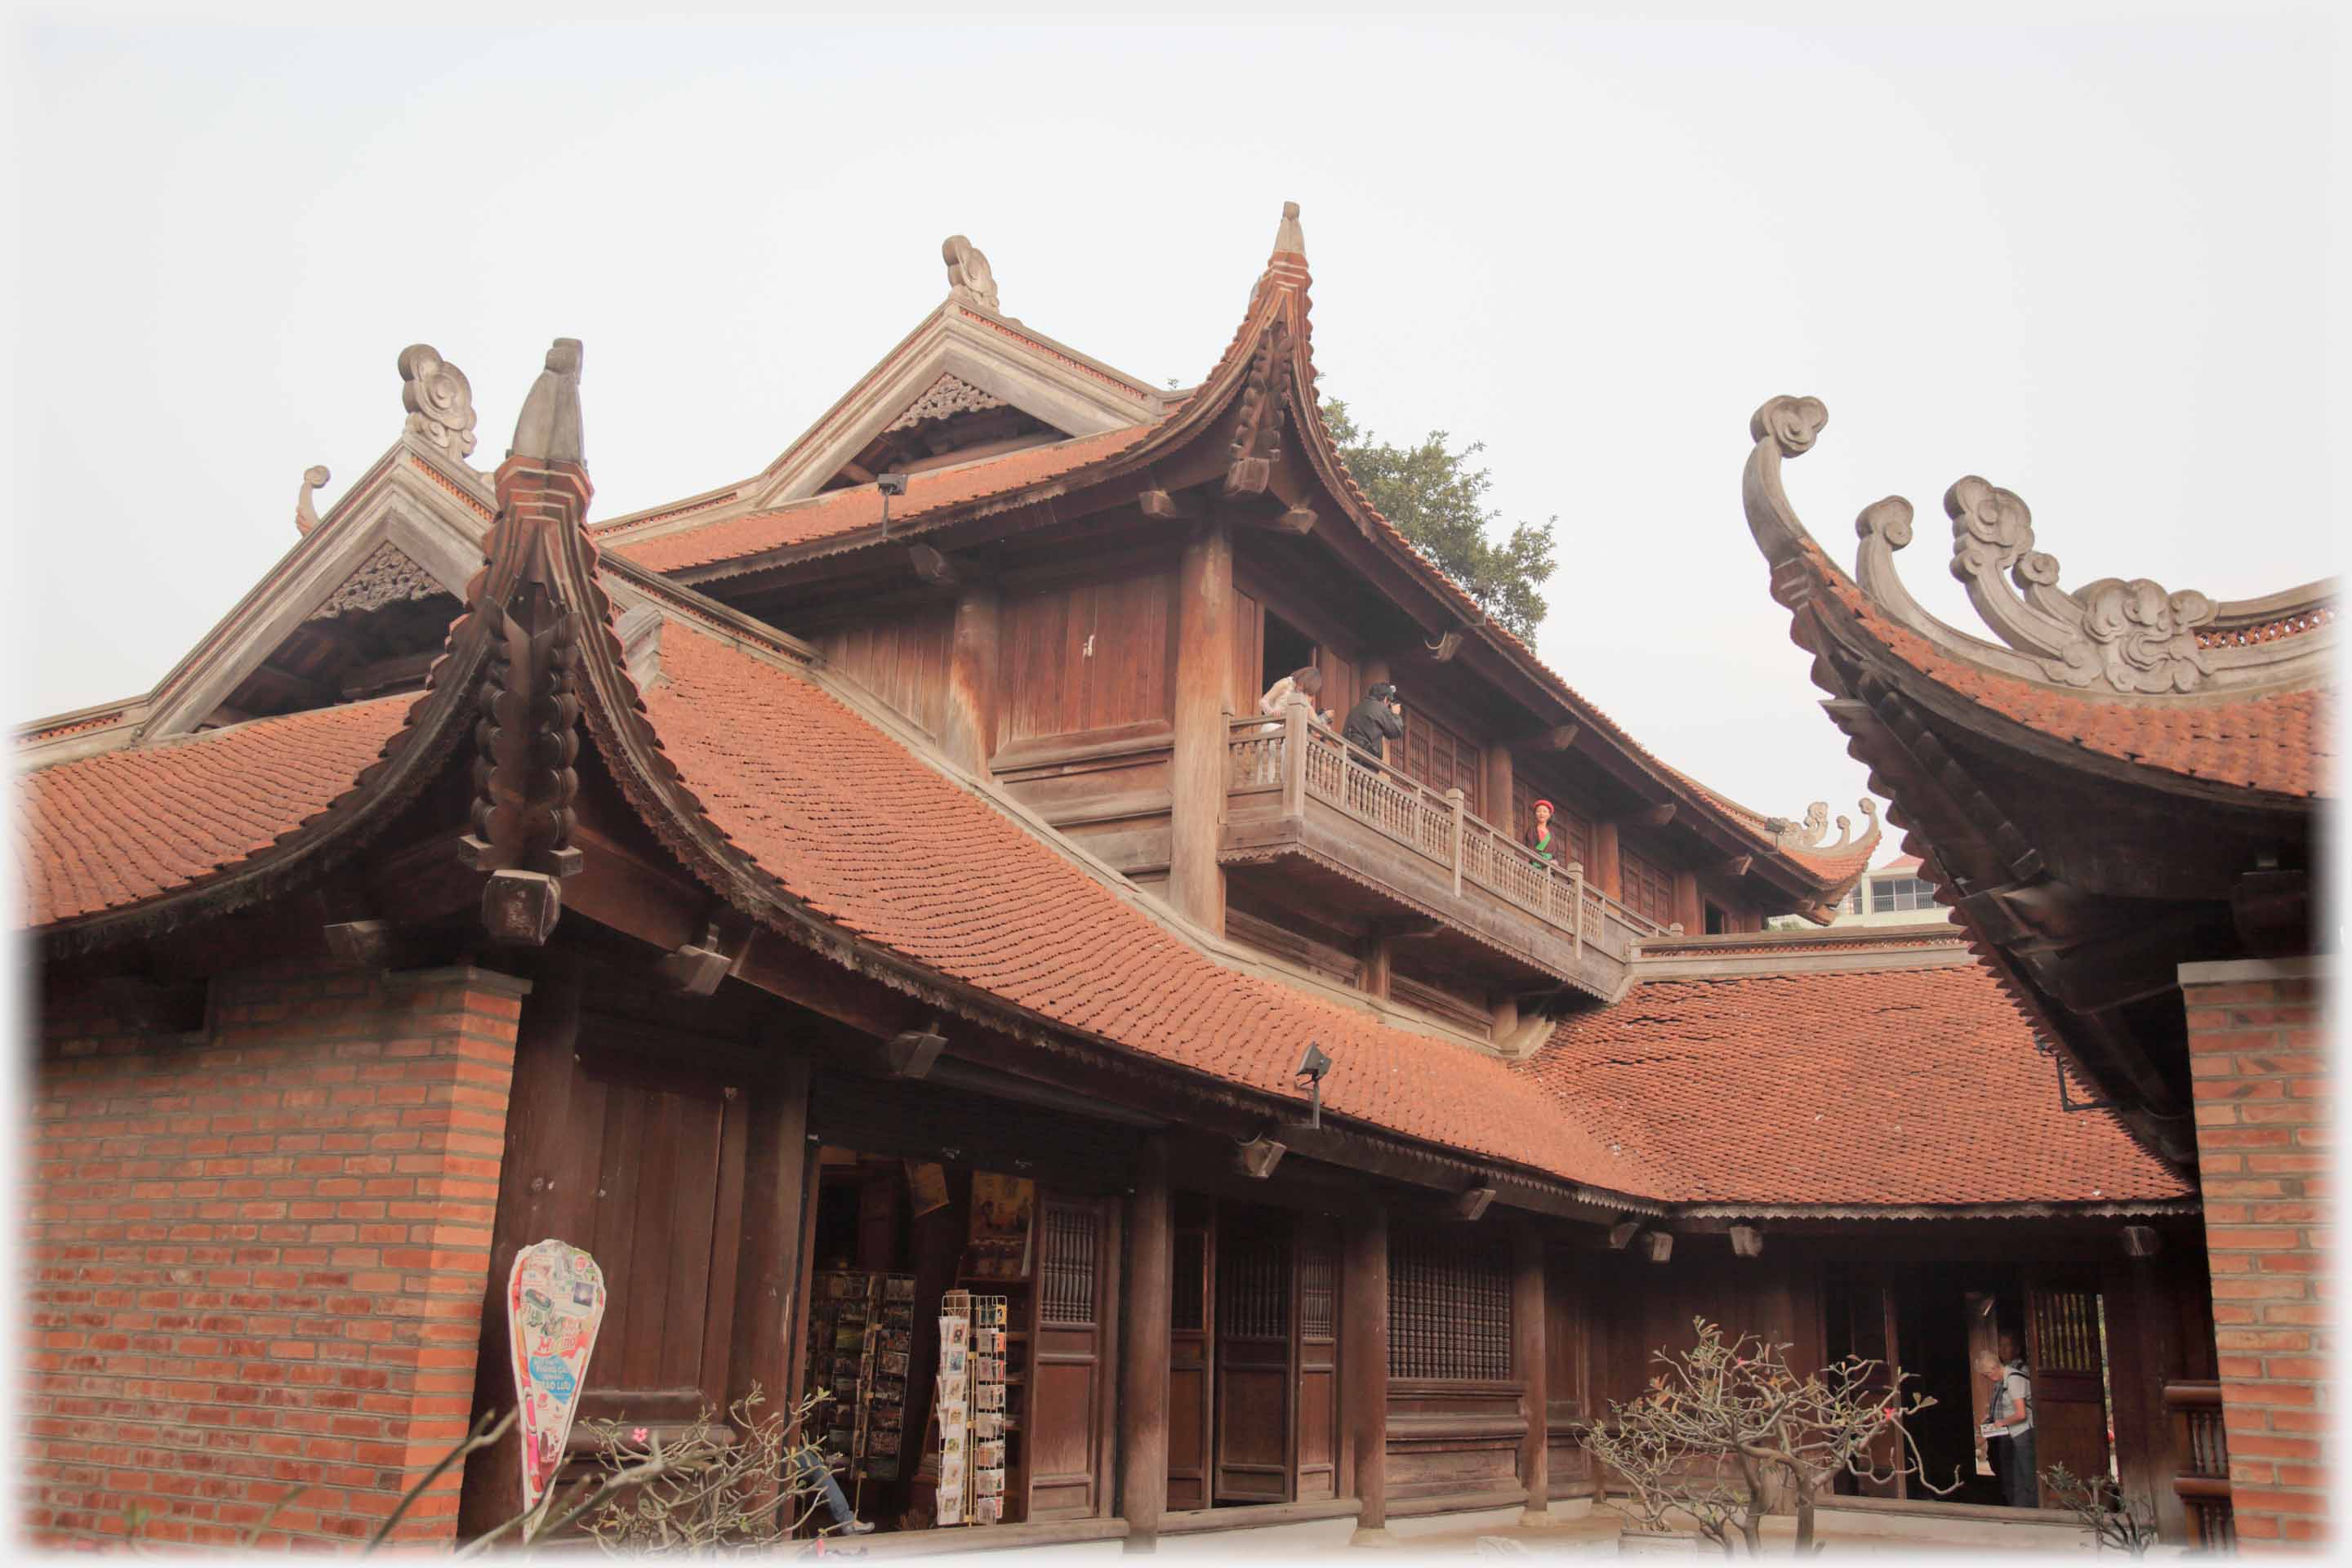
[323,919,397,968]
[1453,1187,1496,1223]
[835,460,877,486]
[339,650,440,701]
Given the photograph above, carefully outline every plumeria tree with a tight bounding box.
[1579,1318,1961,1555]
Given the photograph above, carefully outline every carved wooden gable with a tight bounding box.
[305,541,444,623]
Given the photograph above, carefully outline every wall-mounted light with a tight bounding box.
[877,471,909,537]
[1296,1040,1333,1129]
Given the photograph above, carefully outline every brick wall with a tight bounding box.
[23,964,526,1548]
[2182,956,2331,1550]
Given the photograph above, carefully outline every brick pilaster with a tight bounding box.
[23,964,526,1549]
[2182,956,2331,1550]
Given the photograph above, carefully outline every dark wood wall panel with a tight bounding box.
[1029,1196,1111,1521]
[821,607,952,736]
[997,572,1176,747]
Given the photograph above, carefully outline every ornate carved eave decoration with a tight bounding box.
[942,234,1000,314]
[305,541,444,622]
[457,340,593,946]
[1767,797,1878,855]
[294,465,330,536]
[399,344,480,466]
[1747,394,2335,698]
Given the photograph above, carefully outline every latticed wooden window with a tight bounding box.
[1621,848,1676,926]
[1038,1201,1098,1326]
[1387,1231,1510,1379]
[1299,1238,1338,1340]
[1512,778,1591,863]
[1219,1231,1291,1339]
[1402,710,1481,816]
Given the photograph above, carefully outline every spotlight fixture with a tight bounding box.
[877,471,909,537]
[1295,1040,1333,1129]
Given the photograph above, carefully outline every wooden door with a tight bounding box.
[1294,1221,1340,1502]
[1213,1214,1294,1503]
[1167,1196,1215,1511]
[1842,1280,1904,1499]
[569,1048,750,1439]
[2026,1281,2112,1505]
[1029,1197,1111,1520]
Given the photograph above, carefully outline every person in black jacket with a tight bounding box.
[1342,684,1404,765]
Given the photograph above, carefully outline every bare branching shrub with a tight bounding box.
[1578,1317,1961,1556]
[2042,1463,2158,1557]
[574,1387,830,1554]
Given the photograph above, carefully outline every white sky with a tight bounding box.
[7,5,2343,858]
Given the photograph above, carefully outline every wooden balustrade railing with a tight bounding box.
[1227,710,1670,963]
[2162,1381,2234,1551]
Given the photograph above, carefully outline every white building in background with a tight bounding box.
[1824,853,1956,927]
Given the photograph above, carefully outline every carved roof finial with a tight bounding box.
[1272,199,1305,257]
[508,339,585,465]
[294,464,330,536]
[942,235,999,313]
[398,345,479,461]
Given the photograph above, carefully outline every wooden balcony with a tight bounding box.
[2163,1380,2234,1551]
[1221,707,1669,997]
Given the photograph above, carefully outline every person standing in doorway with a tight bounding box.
[1976,1348,2036,1508]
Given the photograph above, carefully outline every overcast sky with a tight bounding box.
[7,6,2341,862]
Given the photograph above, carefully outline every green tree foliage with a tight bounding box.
[1318,398,1557,643]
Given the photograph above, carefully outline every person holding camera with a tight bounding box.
[1342,683,1405,766]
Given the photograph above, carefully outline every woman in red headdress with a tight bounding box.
[1527,799,1557,866]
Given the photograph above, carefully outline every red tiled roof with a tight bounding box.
[17,696,414,927]
[1519,957,2190,1205]
[613,426,1154,575]
[640,620,1663,1195]
[1802,537,2333,799]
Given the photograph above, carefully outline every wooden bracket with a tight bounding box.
[885,1022,949,1080]
[1641,1231,1674,1264]
[1606,1219,1642,1251]
[1526,724,1579,752]
[909,544,984,589]
[656,913,754,997]
[1262,506,1316,535]
[1428,629,1465,663]
[2120,1225,2162,1259]
[1452,1187,1495,1223]
[1138,488,1204,523]
[1236,1134,1288,1179]
[1718,855,1753,879]
[481,870,565,947]
[1728,1223,1764,1259]
[324,919,399,969]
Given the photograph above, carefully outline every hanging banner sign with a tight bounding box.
[508,1240,607,1514]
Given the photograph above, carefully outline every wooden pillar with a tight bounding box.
[1119,1138,1173,1551]
[1513,1224,1552,1525]
[941,582,1000,779]
[1168,520,1234,936]
[1592,821,1623,901]
[1673,870,1702,934]
[1343,1202,1391,1544]
[1357,930,1393,1000]
[1486,745,1515,834]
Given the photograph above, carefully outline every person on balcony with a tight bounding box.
[1527,799,1558,866]
[1258,666,1332,731]
[1342,684,1404,766]
[1976,1347,2036,1508]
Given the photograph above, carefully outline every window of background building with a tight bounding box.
[1870,875,1937,914]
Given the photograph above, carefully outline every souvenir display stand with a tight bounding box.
[933,1292,1013,1526]
[805,1270,915,1507]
